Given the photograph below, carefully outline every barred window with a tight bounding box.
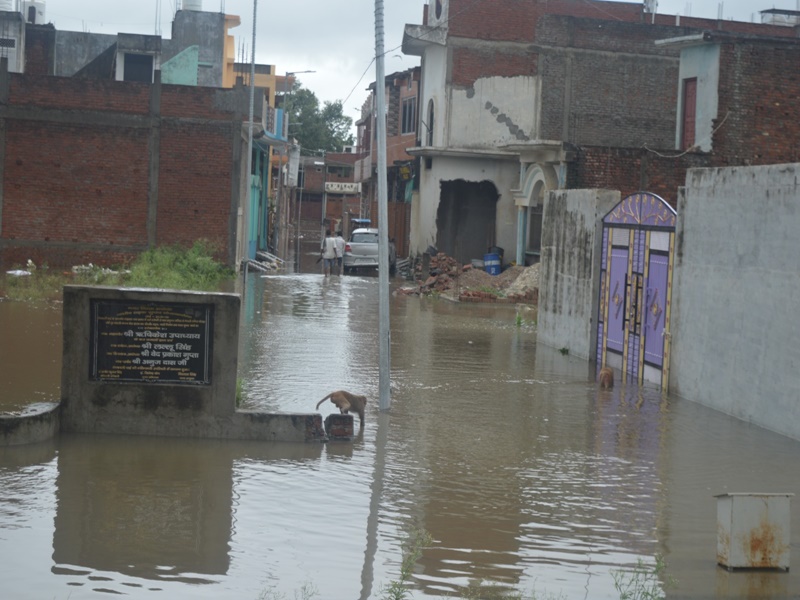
[401,97,416,135]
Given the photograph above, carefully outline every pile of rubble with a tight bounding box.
[396,252,539,305]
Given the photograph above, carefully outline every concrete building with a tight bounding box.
[354,67,420,257]
[660,28,800,167]
[534,22,800,435]
[401,0,796,267]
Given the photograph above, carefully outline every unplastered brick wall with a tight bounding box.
[713,41,800,168]
[0,72,246,270]
[10,74,151,114]
[570,146,710,206]
[24,26,56,76]
[451,45,536,87]
[535,15,682,148]
[535,15,692,55]
[446,0,645,43]
[446,0,797,43]
[156,121,235,250]
[160,85,244,121]
[2,120,150,245]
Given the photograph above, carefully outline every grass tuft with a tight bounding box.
[0,240,234,303]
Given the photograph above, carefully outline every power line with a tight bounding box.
[340,0,486,109]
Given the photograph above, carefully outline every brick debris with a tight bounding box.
[396,252,539,305]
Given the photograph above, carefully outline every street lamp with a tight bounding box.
[273,70,315,257]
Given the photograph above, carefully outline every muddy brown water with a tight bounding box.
[2,245,800,599]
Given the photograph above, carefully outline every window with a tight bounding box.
[426,99,435,146]
[402,97,416,135]
[328,166,352,178]
[123,54,154,83]
[681,78,697,150]
[351,232,378,244]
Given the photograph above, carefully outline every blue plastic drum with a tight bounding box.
[483,253,501,276]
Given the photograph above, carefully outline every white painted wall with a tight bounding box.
[670,163,800,440]
[410,155,519,256]
[537,189,619,360]
[449,75,540,148]
[676,44,720,152]
[420,44,447,148]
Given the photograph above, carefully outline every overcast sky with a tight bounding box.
[45,0,799,122]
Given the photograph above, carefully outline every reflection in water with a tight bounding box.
[2,266,800,598]
[0,301,62,412]
[52,434,234,585]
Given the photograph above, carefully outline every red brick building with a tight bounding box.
[0,62,248,270]
[354,67,420,257]
[401,0,797,266]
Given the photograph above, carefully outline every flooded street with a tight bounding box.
[2,248,800,599]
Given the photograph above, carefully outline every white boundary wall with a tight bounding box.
[670,163,800,440]
[538,189,619,360]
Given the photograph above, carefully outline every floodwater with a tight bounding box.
[2,242,800,599]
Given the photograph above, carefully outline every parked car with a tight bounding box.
[343,228,397,275]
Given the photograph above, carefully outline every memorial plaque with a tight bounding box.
[90,300,214,384]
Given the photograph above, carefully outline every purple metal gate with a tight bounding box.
[597,193,676,389]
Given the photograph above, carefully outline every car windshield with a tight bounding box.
[351,232,379,244]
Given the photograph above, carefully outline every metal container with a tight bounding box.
[715,493,793,570]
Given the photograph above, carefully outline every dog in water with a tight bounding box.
[316,390,367,429]
[598,367,614,389]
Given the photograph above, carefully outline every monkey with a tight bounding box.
[598,367,614,389]
[316,390,368,428]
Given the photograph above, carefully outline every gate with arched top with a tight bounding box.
[596,192,676,390]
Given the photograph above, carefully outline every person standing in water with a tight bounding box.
[334,231,346,275]
[320,229,338,277]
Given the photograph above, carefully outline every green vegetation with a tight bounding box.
[0,241,235,303]
[258,582,318,600]
[283,80,354,153]
[123,241,234,291]
[236,378,246,408]
[380,529,433,600]
[515,314,537,328]
[612,554,675,600]
[476,285,504,297]
[559,347,570,355]
[460,582,566,600]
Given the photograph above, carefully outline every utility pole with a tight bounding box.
[320,150,328,239]
[244,0,258,266]
[295,164,304,272]
[374,0,391,411]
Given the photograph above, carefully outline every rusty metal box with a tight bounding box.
[715,493,793,570]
